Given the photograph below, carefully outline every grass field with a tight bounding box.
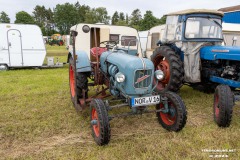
[43,45,68,64]
[0,46,240,159]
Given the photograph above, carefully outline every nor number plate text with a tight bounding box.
[131,95,160,107]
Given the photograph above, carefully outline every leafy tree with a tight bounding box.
[158,15,167,25]
[85,7,110,24]
[116,20,127,26]
[119,12,125,21]
[140,11,159,31]
[0,11,10,23]
[44,8,55,35]
[46,8,54,23]
[111,11,119,25]
[54,3,78,34]
[126,14,129,25]
[75,2,90,23]
[15,11,35,24]
[33,5,47,27]
[129,9,142,30]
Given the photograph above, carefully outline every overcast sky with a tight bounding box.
[0,0,239,23]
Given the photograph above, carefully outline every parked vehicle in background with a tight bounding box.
[48,33,64,46]
[0,23,46,70]
[68,23,187,145]
[146,9,240,127]
[222,23,240,46]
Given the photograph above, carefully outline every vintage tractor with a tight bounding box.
[149,9,240,127]
[49,34,64,46]
[68,24,187,146]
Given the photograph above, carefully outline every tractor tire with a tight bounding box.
[69,57,88,111]
[90,99,111,146]
[214,84,234,127]
[156,91,187,132]
[76,72,88,99]
[151,46,184,93]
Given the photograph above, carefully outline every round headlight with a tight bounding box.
[155,70,164,81]
[115,72,125,82]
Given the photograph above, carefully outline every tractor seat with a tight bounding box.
[90,47,107,57]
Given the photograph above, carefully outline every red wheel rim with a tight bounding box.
[159,103,177,125]
[214,94,219,118]
[158,60,170,84]
[69,65,75,97]
[92,108,100,137]
[153,56,170,91]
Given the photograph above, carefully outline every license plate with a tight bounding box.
[131,95,160,107]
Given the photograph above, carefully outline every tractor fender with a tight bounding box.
[68,50,91,72]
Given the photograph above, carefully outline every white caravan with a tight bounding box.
[68,23,143,60]
[0,24,46,70]
[222,23,240,46]
[140,25,166,59]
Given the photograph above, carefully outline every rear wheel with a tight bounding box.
[214,85,234,127]
[69,57,88,111]
[156,91,187,132]
[90,99,111,146]
[151,46,184,93]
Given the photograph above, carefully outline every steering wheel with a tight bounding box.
[99,41,117,49]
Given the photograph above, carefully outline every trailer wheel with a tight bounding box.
[90,99,111,146]
[0,64,9,71]
[69,57,88,111]
[156,91,187,132]
[214,85,234,127]
[151,46,184,93]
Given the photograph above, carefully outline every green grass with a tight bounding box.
[0,46,240,159]
[43,44,68,64]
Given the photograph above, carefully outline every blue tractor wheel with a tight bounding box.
[214,84,234,127]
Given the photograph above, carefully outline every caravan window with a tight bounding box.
[121,36,137,46]
[110,34,119,42]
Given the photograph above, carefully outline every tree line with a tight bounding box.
[0,2,166,36]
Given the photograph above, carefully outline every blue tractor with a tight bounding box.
[68,24,187,146]
[150,9,240,127]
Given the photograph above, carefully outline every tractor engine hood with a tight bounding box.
[100,50,154,96]
[200,46,240,61]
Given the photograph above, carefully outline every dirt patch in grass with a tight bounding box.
[0,134,93,159]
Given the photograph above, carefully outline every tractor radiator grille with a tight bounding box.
[134,70,152,88]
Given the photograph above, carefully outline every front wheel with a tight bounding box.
[156,91,187,132]
[214,85,234,127]
[90,99,111,146]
